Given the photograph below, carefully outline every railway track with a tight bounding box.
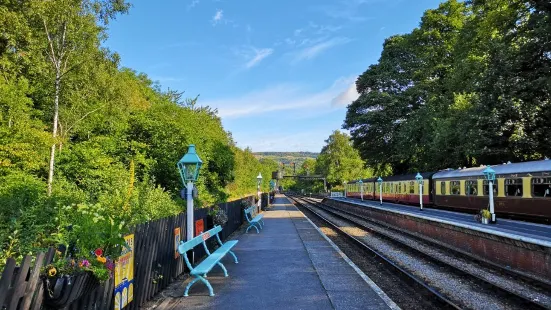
[288,195,551,310]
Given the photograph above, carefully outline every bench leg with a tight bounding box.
[260,219,265,226]
[255,221,263,230]
[228,250,239,264]
[246,224,259,234]
[217,262,228,277]
[184,275,214,297]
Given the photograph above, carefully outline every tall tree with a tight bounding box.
[345,0,550,173]
[316,130,371,186]
[31,0,129,195]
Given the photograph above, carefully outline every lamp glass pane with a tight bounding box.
[184,163,197,182]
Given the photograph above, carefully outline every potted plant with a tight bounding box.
[41,203,129,308]
[211,206,228,226]
[41,248,114,307]
[480,209,491,224]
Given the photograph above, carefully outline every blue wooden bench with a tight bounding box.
[178,225,238,297]
[244,206,265,233]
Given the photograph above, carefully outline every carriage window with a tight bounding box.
[465,181,477,196]
[532,178,551,198]
[450,181,460,195]
[410,181,415,194]
[483,180,498,196]
[505,179,523,197]
[441,182,446,195]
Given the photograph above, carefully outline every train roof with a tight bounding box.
[347,177,377,184]
[383,172,435,182]
[432,159,551,179]
[347,173,436,183]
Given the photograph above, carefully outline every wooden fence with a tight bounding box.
[0,195,255,310]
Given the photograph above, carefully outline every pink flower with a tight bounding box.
[105,259,115,271]
[79,259,90,268]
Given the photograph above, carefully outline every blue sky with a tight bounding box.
[104,0,442,152]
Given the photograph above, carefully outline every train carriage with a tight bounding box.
[432,160,551,220]
[377,172,434,205]
[346,178,376,200]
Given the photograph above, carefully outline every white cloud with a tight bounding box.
[201,76,357,119]
[233,46,274,69]
[331,82,359,107]
[187,0,199,10]
[293,37,351,62]
[234,130,331,152]
[317,0,377,23]
[212,10,223,25]
[245,48,273,68]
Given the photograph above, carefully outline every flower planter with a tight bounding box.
[481,217,489,224]
[206,215,214,229]
[43,271,100,308]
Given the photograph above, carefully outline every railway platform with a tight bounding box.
[331,197,551,243]
[150,195,396,310]
[325,197,551,283]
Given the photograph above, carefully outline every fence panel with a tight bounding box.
[0,196,251,310]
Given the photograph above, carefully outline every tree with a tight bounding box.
[301,158,317,176]
[316,130,371,186]
[344,0,550,173]
[31,0,129,195]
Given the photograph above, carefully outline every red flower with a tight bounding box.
[94,248,103,256]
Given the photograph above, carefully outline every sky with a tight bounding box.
[104,0,443,152]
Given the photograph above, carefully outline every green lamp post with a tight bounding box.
[359,179,364,201]
[415,173,424,211]
[177,144,203,241]
[377,177,383,205]
[256,172,263,209]
[483,166,496,223]
[343,180,347,198]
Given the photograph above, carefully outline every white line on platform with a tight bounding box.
[300,208,401,310]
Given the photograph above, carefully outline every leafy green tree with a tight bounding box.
[0,0,285,264]
[345,0,550,173]
[316,130,371,187]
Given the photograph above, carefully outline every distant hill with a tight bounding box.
[253,152,319,167]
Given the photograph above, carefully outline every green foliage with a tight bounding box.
[344,0,551,173]
[253,152,319,169]
[316,130,372,187]
[0,0,278,267]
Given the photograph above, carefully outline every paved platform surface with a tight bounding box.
[331,197,551,245]
[160,195,394,310]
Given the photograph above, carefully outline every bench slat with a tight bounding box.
[178,234,204,253]
[214,240,237,254]
[191,255,221,275]
[253,214,263,221]
[179,225,225,253]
